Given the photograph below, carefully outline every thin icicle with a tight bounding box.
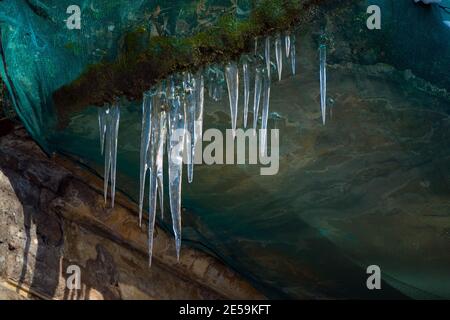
[243,61,250,128]
[265,36,271,79]
[291,35,296,75]
[285,33,291,58]
[319,44,327,125]
[260,72,271,157]
[138,91,153,226]
[147,92,167,266]
[103,107,112,203]
[147,104,159,267]
[157,85,168,220]
[157,110,167,220]
[253,67,263,129]
[194,71,204,165]
[184,73,196,183]
[167,89,186,261]
[98,108,106,155]
[225,62,239,137]
[275,34,282,81]
[100,100,120,208]
[254,37,258,56]
[109,101,120,208]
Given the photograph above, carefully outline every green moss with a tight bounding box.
[53,0,327,125]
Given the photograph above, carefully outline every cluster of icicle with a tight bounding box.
[138,72,205,265]
[98,33,328,265]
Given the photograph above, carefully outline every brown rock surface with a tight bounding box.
[0,125,263,300]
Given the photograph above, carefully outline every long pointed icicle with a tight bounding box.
[138,91,153,226]
[98,108,106,155]
[225,62,239,138]
[291,35,296,75]
[243,61,250,128]
[253,67,263,129]
[260,72,271,157]
[157,110,167,220]
[147,88,168,266]
[109,101,120,208]
[100,101,120,208]
[194,71,204,165]
[184,73,196,183]
[147,98,159,267]
[157,86,168,220]
[103,107,112,204]
[168,88,186,261]
[275,34,283,81]
[265,36,271,79]
[285,33,291,58]
[319,44,327,125]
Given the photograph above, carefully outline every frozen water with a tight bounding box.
[225,62,239,138]
[319,44,327,125]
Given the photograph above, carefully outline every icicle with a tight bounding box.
[102,107,112,203]
[109,101,120,208]
[98,108,106,155]
[157,84,168,220]
[243,61,250,128]
[254,37,258,56]
[184,73,197,183]
[260,72,271,157]
[167,88,186,261]
[253,67,263,129]
[157,110,167,220]
[285,33,291,58]
[319,44,327,125]
[100,100,120,208]
[265,36,271,79]
[138,91,153,226]
[147,89,168,266]
[275,34,283,81]
[291,35,296,75]
[225,62,239,137]
[147,103,159,267]
[194,71,204,164]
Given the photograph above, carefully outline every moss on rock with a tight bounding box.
[53,0,334,126]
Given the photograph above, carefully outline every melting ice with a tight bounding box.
[243,60,250,128]
[275,34,283,81]
[167,84,186,261]
[253,67,263,129]
[184,72,197,183]
[225,62,239,138]
[260,71,271,156]
[291,35,296,75]
[319,44,327,125]
[138,91,153,226]
[265,36,271,79]
[285,33,291,58]
[147,87,168,266]
[98,100,120,208]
